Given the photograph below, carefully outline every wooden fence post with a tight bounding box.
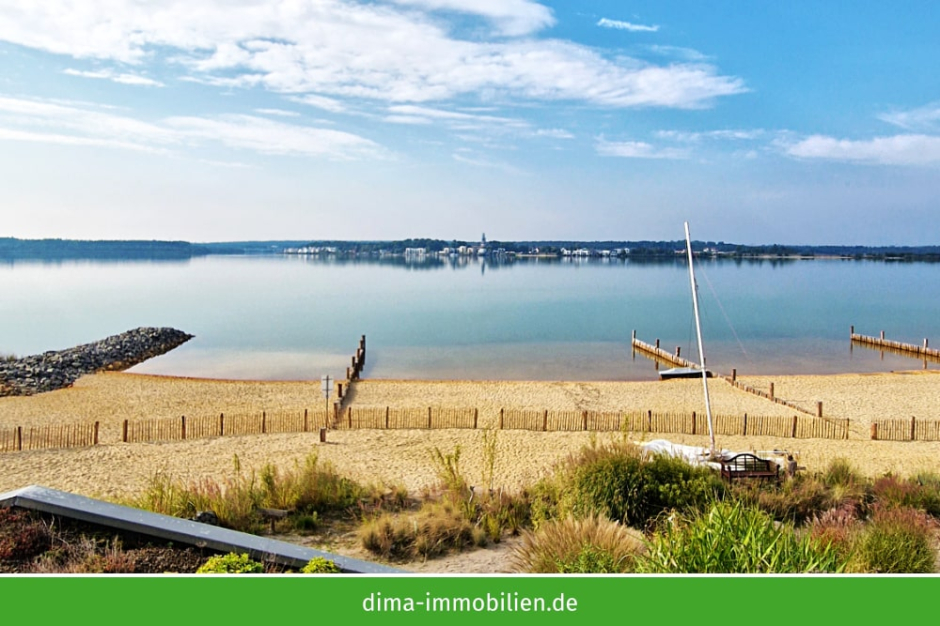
[691,411,696,435]
[542,409,548,432]
[16,425,22,451]
[870,423,878,440]
[122,420,128,443]
[385,406,390,429]
[732,368,737,383]
[93,421,99,446]
[911,416,917,441]
[428,407,432,429]
[817,402,823,418]
[499,408,504,430]
[262,411,267,434]
[220,413,225,436]
[347,407,352,429]
[792,415,798,438]
[181,415,186,440]
[769,382,774,401]
[304,408,308,432]
[474,408,479,429]
[743,413,748,436]
[582,410,588,431]
[647,409,652,432]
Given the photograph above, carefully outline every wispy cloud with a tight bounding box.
[389,0,555,36]
[879,102,940,132]
[597,18,659,33]
[166,114,386,160]
[63,68,164,87]
[0,95,386,161]
[784,134,940,166]
[254,108,300,117]
[595,137,690,159]
[657,129,764,142]
[289,95,347,114]
[0,1,744,110]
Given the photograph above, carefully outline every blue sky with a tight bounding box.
[0,1,938,244]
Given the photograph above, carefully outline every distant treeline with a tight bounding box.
[0,238,198,260]
[4,237,940,262]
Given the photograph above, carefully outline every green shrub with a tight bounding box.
[510,514,645,574]
[301,557,341,574]
[637,501,846,573]
[822,458,864,488]
[555,443,721,529]
[196,553,265,574]
[847,506,936,573]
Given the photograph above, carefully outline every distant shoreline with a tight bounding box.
[4,236,940,263]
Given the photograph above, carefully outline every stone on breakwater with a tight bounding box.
[0,327,194,396]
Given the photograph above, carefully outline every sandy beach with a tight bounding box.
[3,370,940,503]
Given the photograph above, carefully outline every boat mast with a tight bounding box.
[684,222,716,455]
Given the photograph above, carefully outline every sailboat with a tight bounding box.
[657,222,717,456]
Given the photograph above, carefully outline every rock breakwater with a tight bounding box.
[0,327,193,396]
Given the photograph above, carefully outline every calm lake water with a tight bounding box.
[2,254,939,382]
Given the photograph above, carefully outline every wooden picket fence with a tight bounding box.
[123,409,330,443]
[333,407,849,440]
[334,406,479,430]
[496,409,849,440]
[0,422,99,453]
[871,417,940,442]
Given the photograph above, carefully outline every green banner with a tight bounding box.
[1,575,935,625]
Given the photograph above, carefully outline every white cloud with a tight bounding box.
[0,1,744,109]
[389,0,555,36]
[0,96,385,161]
[657,129,763,142]
[289,95,347,114]
[879,102,940,132]
[533,128,574,139]
[64,68,164,87]
[597,18,659,33]
[784,134,940,166]
[595,137,690,159]
[254,108,300,117]
[166,115,386,160]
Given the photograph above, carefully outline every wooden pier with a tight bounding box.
[850,326,940,363]
[631,331,698,369]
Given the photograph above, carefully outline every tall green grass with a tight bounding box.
[510,515,646,574]
[127,453,369,534]
[637,500,847,573]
